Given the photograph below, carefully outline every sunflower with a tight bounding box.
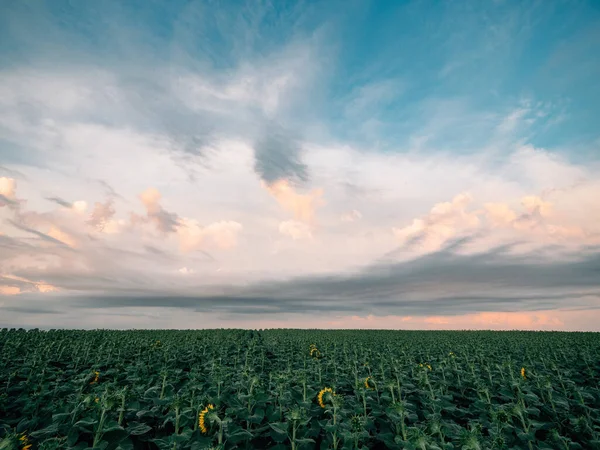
[199,404,214,433]
[364,376,373,389]
[90,371,100,384]
[309,344,321,358]
[19,434,31,450]
[521,367,526,380]
[317,387,334,408]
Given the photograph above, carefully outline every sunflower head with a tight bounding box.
[520,367,526,379]
[317,387,334,408]
[19,434,31,450]
[364,376,373,389]
[309,344,321,358]
[199,404,215,434]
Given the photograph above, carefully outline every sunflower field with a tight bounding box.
[1,328,599,449]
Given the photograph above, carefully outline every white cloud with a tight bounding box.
[341,209,362,222]
[177,218,243,252]
[392,192,481,252]
[279,220,312,240]
[72,200,87,214]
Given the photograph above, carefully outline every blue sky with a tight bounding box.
[1,0,599,330]
[2,0,599,154]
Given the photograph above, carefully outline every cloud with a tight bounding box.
[6,219,73,248]
[521,195,553,217]
[263,179,324,223]
[72,201,87,214]
[253,124,308,185]
[0,274,59,295]
[46,226,78,248]
[177,218,242,252]
[5,238,598,322]
[87,199,116,231]
[134,188,180,234]
[45,196,73,208]
[45,196,87,214]
[203,221,243,250]
[341,209,362,222]
[344,79,405,120]
[393,192,480,251]
[0,177,18,208]
[322,311,565,330]
[393,188,598,253]
[484,202,518,227]
[279,220,312,240]
[0,285,20,295]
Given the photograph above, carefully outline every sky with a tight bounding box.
[1,0,600,331]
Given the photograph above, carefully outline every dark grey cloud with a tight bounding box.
[143,245,172,257]
[151,209,180,234]
[95,180,124,201]
[0,165,26,179]
[8,237,600,318]
[0,234,54,264]
[2,307,61,315]
[45,196,72,208]
[6,219,73,248]
[0,194,18,208]
[253,124,308,184]
[0,275,36,290]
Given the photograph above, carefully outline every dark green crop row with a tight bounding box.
[1,329,599,449]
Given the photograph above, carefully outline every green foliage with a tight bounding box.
[0,328,599,449]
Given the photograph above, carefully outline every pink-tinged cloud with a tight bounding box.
[0,274,59,295]
[0,285,21,295]
[133,188,180,233]
[521,195,553,217]
[0,177,16,199]
[71,200,88,214]
[0,177,18,208]
[203,221,243,249]
[47,226,78,248]
[354,312,565,330]
[262,179,324,223]
[36,283,59,293]
[424,316,451,325]
[87,199,115,231]
[484,202,518,227]
[395,190,598,252]
[393,192,480,251]
[223,310,575,331]
[341,209,362,222]
[177,218,242,252]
